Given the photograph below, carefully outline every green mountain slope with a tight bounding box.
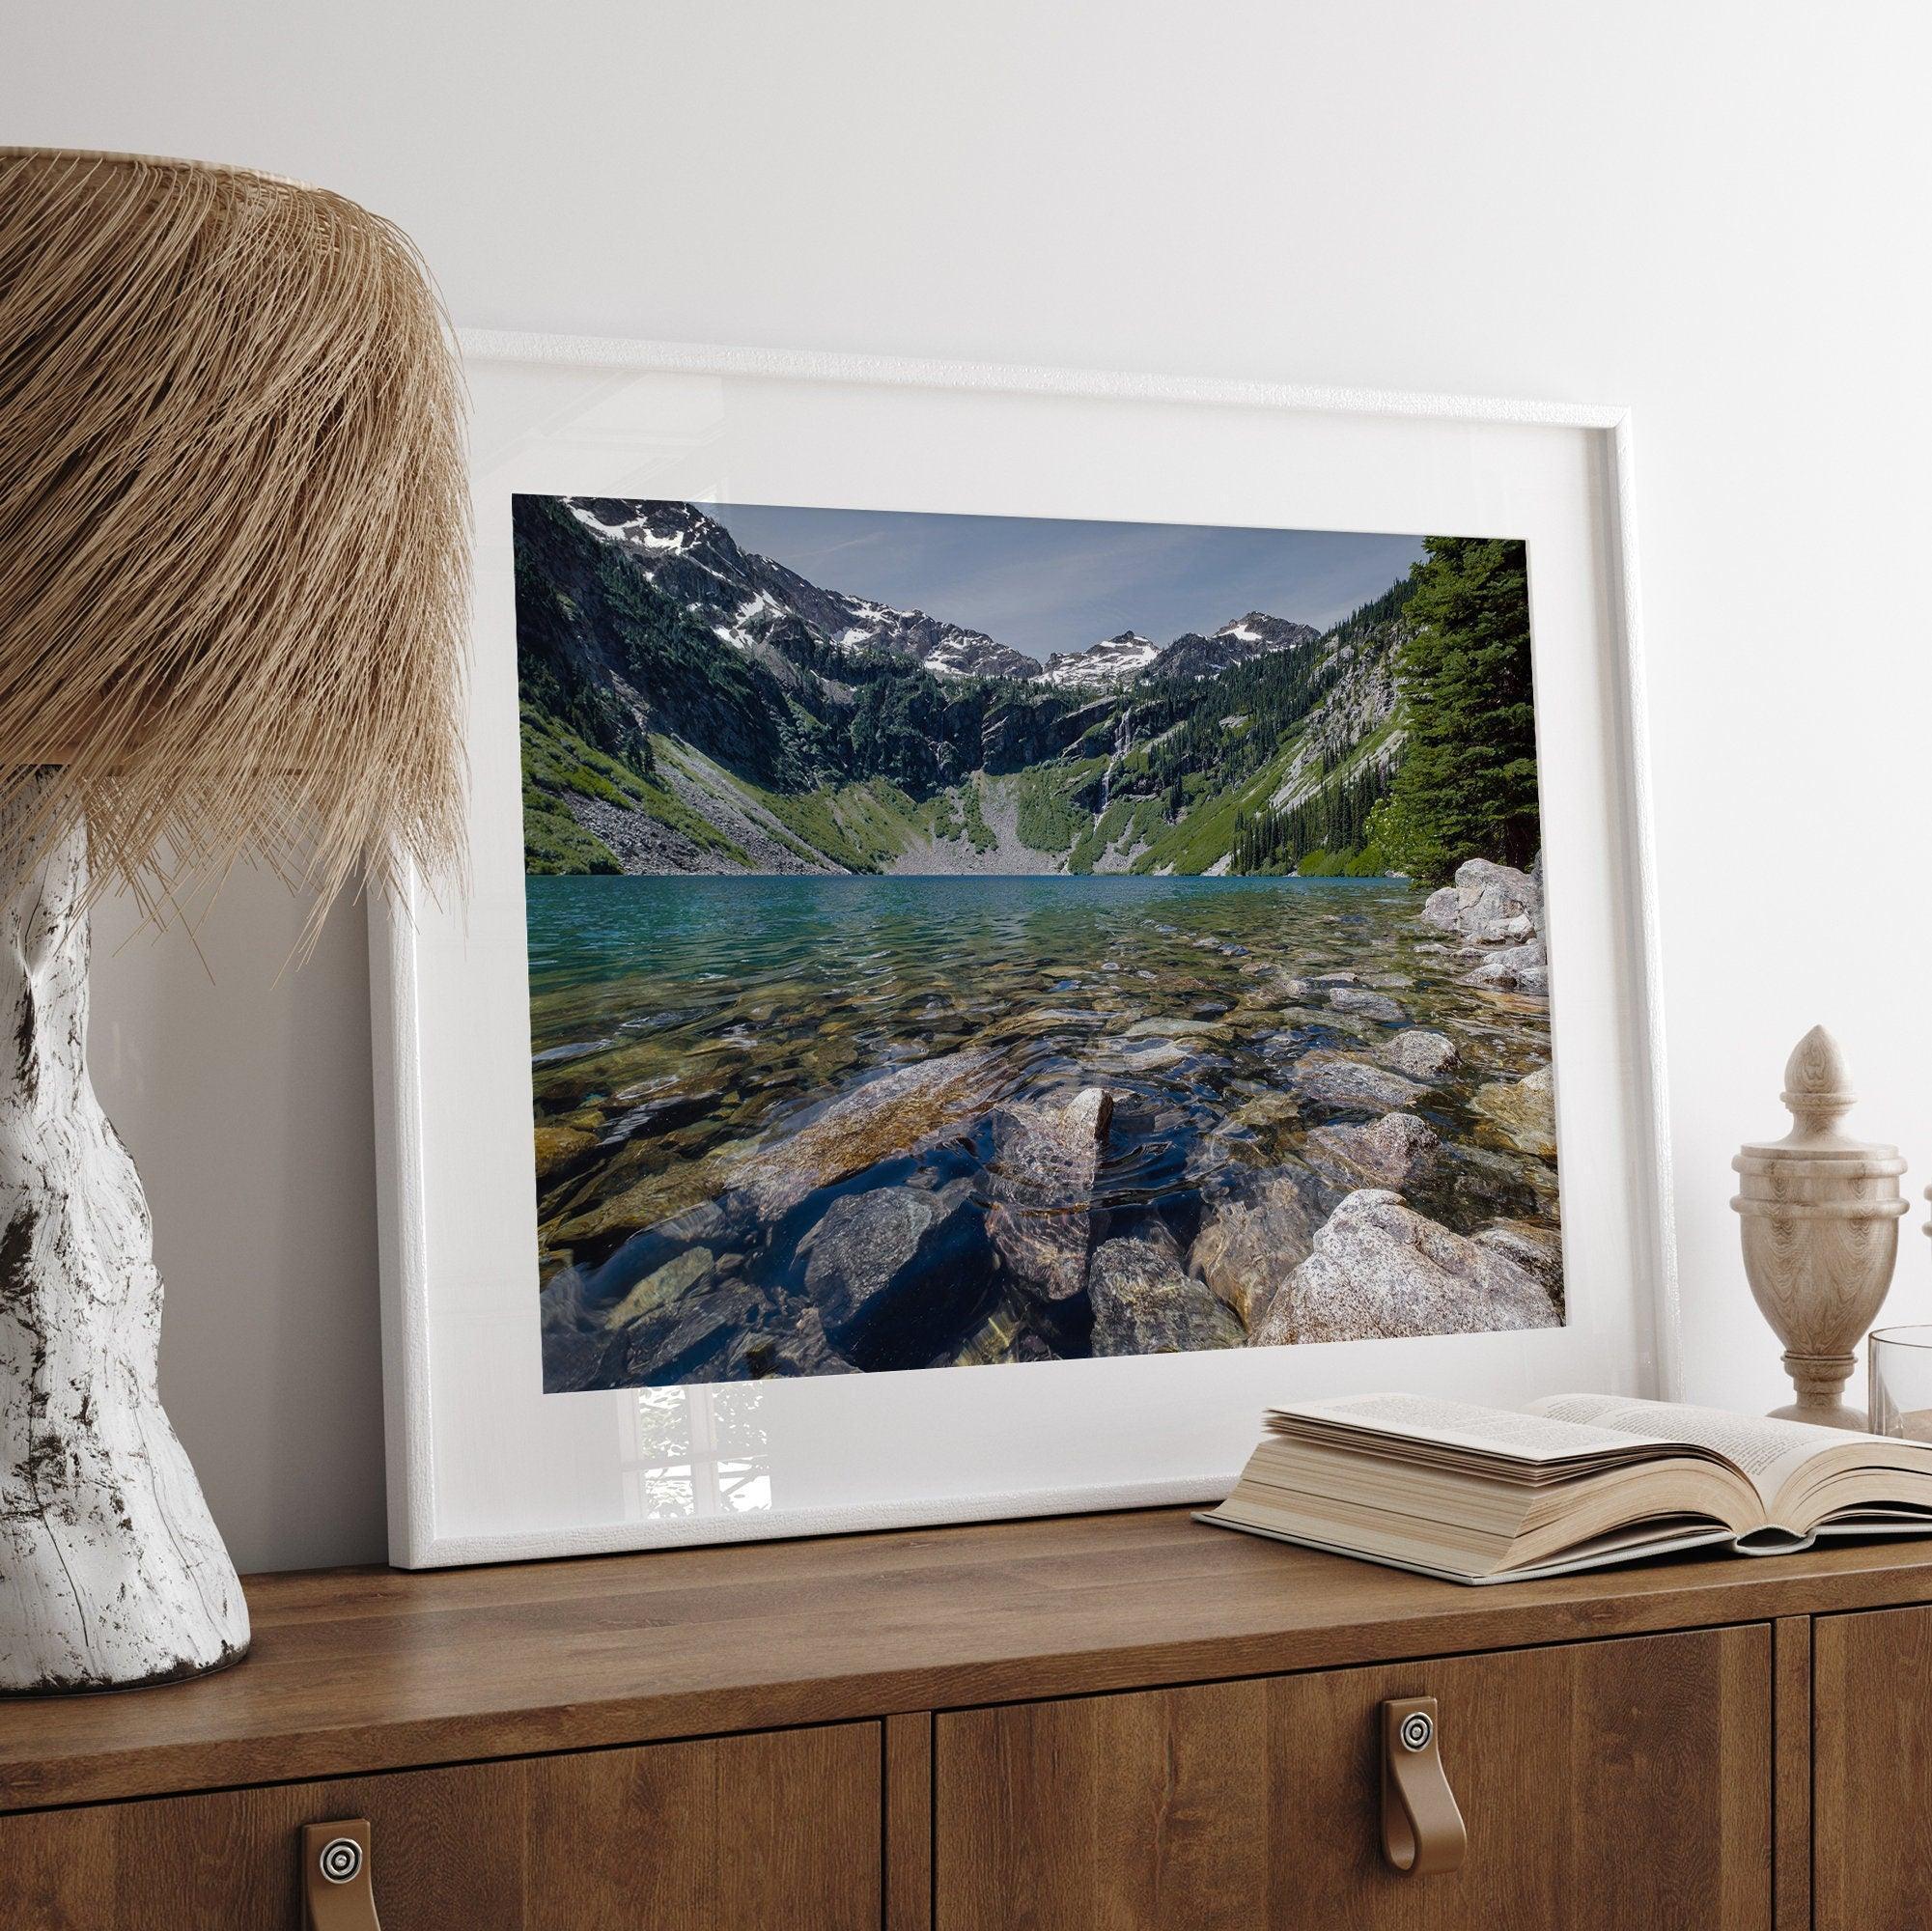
[513,495,1527,882]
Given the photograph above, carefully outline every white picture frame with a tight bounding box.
[371,330,1677,1569]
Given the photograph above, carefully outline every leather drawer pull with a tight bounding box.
[302,1820,382,1930]
[1380,1697,1467,1876]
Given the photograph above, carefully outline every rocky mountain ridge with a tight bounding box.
[519,492,1417,881]
[560,498,1318,691]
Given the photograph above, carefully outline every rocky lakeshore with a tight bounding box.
[531,862,1560,1389]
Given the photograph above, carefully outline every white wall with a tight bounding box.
[11,0,1931,1573]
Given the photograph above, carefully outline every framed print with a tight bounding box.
[371,333,1676,1567]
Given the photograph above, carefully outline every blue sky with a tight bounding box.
[706,502,1428,663]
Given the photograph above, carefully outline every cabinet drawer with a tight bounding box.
[0,1720,880,1930]
[937,1625,1770,1930]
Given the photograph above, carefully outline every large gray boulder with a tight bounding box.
[799,1180,982,1364]
[1420,857,1542,947]
[1088,1235,1245,1356]
[1306,1112,1441,1192]
[1470,1063,1558,1158]
[985,1086,1113,1302]
[1250,1189,1560,1346]
[1288,1049,1428,1112]
[1189,1163,1330,1327]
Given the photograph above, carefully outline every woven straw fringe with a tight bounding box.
[0,149,469,947]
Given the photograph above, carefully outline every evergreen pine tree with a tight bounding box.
[1375,536,1539,883]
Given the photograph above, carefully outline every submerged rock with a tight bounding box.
[603,1246,714,1329]
[1470,1063,1558,1158]
[1329,986,1407,1023]
[599,1274,779,1387]
[534,1123,599,1184]
[542,1326,629,1393]
[1089,1235,1245,1356]
[729,1305,859,1379]
[1276,1004,1376,1042]
[985,1086,1114,1302]
[551,1146,752,1247]
[946,1303,1029,1368]
[1106,1040,1190,1074]
[1461,938,1549,994]
[1306,1112,1440,1191]
[799,1179,984,1366]
[1189,1163,1329,1326]
[1120,1017,1226,1041]
[1377,1029,1458,1079]
[725,1049,1002,1218]
[1287,1049,1428,1112]
[1251,1189,1560,1346]
[1225,1090,1302,1134]
[1263,971,1314,1000]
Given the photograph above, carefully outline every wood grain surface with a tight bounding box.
[1773,1616,1812,1931]
[937,1624,1773,1930]
[1814,1601,1932,1931]
[885,1711,934,1931]
[0,1721,880,1930]
[4,1507,1932,1813]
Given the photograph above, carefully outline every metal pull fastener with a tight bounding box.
[302,1820,382,1930]
[1380,1697,1467,1876]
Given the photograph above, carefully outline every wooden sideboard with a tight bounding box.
[4,1506,1932,1928]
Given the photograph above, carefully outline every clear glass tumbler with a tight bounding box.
[1866,1325,1932,1440]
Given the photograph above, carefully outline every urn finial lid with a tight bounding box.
[1741,1024,1894,1161]
[1781,1024,1855,1139]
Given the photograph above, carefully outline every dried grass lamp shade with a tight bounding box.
[0,150,469,1693]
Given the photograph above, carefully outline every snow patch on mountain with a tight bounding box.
[1036,631,1161,690]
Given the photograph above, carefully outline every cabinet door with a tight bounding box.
[1814,1603,1932,1931]
[0,1721,880,1931]
[938,1626,1770,1931]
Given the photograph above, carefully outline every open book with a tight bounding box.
[1198,1391,1932,1583]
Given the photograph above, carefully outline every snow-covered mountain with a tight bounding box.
[1036,631,1162,690]
[1149,612,1323,683]
[561,498,1039,681]
[558,498,1320,693]
[1037,613,1323,690]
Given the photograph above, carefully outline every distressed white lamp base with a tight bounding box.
[0,807,249,1693]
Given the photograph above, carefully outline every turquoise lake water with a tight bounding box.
[525,872,1557,1386]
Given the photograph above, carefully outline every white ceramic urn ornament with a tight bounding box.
[1731,1027,1908,1430]
[0,150,467,1693]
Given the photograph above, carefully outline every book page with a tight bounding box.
[1529,1394,1849,1506]
[1271,1392,1668,1463]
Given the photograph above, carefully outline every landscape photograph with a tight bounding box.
[518,495,1561,1392]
